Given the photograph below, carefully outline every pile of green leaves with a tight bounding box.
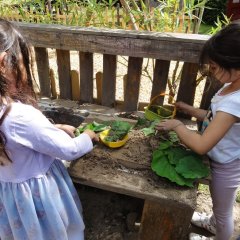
[75,121,108,137]
[105,121,132,142]
[151,141,210,187]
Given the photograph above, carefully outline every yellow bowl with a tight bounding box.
[99,129,129,148]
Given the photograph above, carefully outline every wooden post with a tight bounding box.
[96,71,103,104]
[139,199,194,240]
[71,70,80,101]
[49,68,58,99]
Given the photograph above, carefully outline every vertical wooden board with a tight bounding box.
[151,59,170,105]
[96,71,103,104]
[124,57,143,112]
[79,52,94,103]
[139,199,193,240]
[71,70,80,101]
[34,47,51,97]
[102,54,117,107]
[176,62,199,118]
[200,77,223,110]
[56,49,71,99]
[49,68,58,99]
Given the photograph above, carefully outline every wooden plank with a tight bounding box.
[124,57,143,111]
[176,62,199,118]
[34,47,51,97]
[68,157,197,207]
[150,59,170,105]
[101,54,117,107]
[49,68,58,99]
[139,199,194,240]
[56,49,72,99]
[96,71,103,104]
[71,70,80,101]
[79,52,94,103]
[18,22,209,63]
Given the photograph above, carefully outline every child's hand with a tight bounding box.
[175,101,192,115]
[83,129,99,142]
[155,119,184,131]
[55,124,76,138]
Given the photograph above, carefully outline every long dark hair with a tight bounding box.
[0,18,37,106]
[0,19,38,165]
[199,21,240,76]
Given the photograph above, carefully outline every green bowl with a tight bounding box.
[144,104,175,121]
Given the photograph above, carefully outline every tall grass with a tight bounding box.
[0,0,207,33]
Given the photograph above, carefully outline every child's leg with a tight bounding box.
[210,159,240,240]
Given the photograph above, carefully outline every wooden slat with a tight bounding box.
[101,54,117,107]
[19,22,209,63]
[176,62,199,118]
[150,59,170,105]
[71,70,80,101]
[79,52,94,103]
[96,71,103,104]
[34,47,51,97]
[124,57,143,111]
[139,199,194,240]
[49,68,58,99]
[56,49,72,99]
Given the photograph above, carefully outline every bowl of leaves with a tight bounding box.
[144,93,176,121]
[99,121,131,148]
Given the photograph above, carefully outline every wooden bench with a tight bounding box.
[39,98,209,239]
[20,22,219,239]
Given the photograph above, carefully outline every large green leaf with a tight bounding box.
[105,121,132,142]
[77,121,108,133]
[151,151,195,187]
[167,147,197,165]
[175,156,210,179]
[151,143,210,187]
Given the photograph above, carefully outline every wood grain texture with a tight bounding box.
[79,52,94,103]
[19,22,209,63]
[151,59,171,104]
[124,57,143,111]
[56,49,72,99]
[34,47,51,97]
[139,199,194,240]
[102,54,117,107]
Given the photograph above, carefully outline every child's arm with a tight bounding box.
[175,101,207,121]
[155,111,237,155]
[55,124,76,138]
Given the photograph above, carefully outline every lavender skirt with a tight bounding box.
[0,160,84,240]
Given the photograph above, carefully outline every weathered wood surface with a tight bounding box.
[56,49,72,99]
[124,57,143,111]
[34,47,51,97]
[69,158,197,207]
[139,199,193,240]
[102,54,117,107]
[151,59,170,103]
[79,52,94,103]
[18,22,209,63]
